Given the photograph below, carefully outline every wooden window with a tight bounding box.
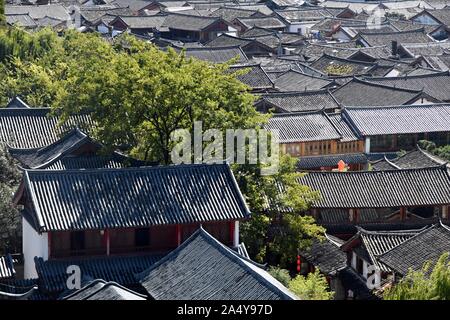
[135,228,150,247]
[356,257,364,275]
[70,231,85,252]
[84,230,104,255]
[51,231,71,258]
[110,229,134,254]
[204,222,231,245]
[150,225,177,250]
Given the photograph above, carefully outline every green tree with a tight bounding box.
[384,253,450,300]
[268,267,291,287]
[238,154,324,267]
[0,0,5,27]
[54,33,265,163]
[289,269,334,300]
[0,146,22,254]
[0,29,324,267]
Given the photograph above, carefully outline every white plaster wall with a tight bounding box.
[97,24,109,34]
[412,15,440,25]
[23,217,48,279]
[288,22,315,35]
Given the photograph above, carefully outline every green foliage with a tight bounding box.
[385,12,407,20]
[288,269,334,300]
[418,140,450,162]
[0,0,5,27]
[0,146,21,253]
[239,154,324,267]
[0,27,59,62]
[384,253,450,300]
[0,28,324,266]
[268,267,291,287]
[324,64,354,76]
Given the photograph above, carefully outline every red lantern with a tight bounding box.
[297,255,301,272]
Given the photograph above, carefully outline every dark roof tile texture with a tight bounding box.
[332,79,424,107]
[343,104,450,136]
[24,163,249,232]
[297,153,367,170]
[379,224,450,275]
[298,166,450,208]
[258,89,339,113]
[265,112,342,143]
[138,228,297,300]
[0,108,92,148]
[35,254,163,293]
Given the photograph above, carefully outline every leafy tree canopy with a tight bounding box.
[289,269,334,300]
[0,27,323,266]
[384,253,450,300]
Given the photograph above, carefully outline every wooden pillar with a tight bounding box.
[364,137,371,153]
[442,205,449,219]
[349,209,355,223]
[104,229,110,256]
[176,225,182,246]
[233,221,239,247]
[229,221,235,246]
[400,207,406,221]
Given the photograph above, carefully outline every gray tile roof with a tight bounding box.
[5,4,70,21]
[112,0,154,12]
[297,153,368,170]
[257,89,340,113]
[236,16,286,29]
[241,26,276,37]
[347,228,422,272]
[229,64,274,90]
[400,42,450,57]
[420,8,450,26]
[310,17,368,32]
[371,148,444,171]
[209,6,261,23]
[62,280,147,300]
[163,12,225,31]
[0,279,41,300]
[80,6,134,24]
[358,28,433,47]
[6,14,38,28]
[205,33,253,47]
[299,235,347,275]
[8,128,144,170]
[378,223,450,275]
[274,70,334,92]
[299,42,391,61]
[22,163,250,232]
[177,46,248,63]
[35,254,163,293]
[5,97,30,109]
[342,104,450,137]
[362,71,450,102]
[8,128,85,169]
[0,255,15,280]
[265,111,343,143]
[275,8,331,23]
[317,208,389,224]
[113,15,167,29]
[310,54,377,76]
[332,78,426,107]
[298,166,450,209]
[138,228,297,300]
[327,112,359,142]
[0,108,93,148]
